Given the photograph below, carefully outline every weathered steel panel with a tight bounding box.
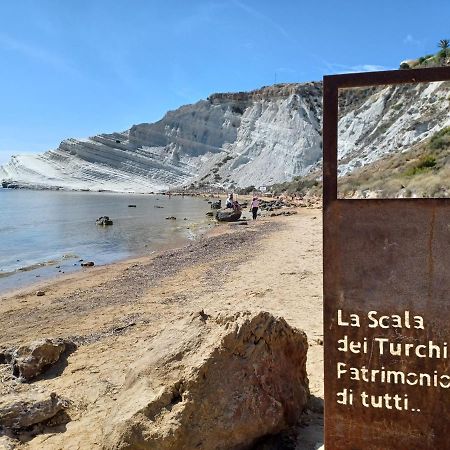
[323,67,450,450]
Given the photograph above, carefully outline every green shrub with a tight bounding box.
[418,54,435,64]
[404,155,437,176]
[430,127,450,150]
[400,62,410,70]
[270,177,320,195]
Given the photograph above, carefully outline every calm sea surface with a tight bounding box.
[0,190,212,293]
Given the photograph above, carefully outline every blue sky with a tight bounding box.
[1,0,448,164]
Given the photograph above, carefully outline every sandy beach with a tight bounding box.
[0,206,324,450]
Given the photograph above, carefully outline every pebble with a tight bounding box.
[36,290,45,296]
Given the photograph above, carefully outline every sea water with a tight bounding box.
[0,190,213,293]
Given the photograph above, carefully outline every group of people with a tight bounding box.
[226,193,260,220]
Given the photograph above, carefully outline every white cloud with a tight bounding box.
[320,60,393,75]
[349,64,391,72]
[403,34,425,47]
[231,0,293,42]
[0,33,79,76]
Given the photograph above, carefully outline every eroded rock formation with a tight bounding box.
[103,311,309,450]
[0,392,68,431]
[5,339,70,381]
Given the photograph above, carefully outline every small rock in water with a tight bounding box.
[81,261,95,267]
[165,216,176,220]
[36,291,45,296]
[128,204,137,208]
[96,216,113,226]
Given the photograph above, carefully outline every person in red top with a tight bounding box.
[250,196,260,220]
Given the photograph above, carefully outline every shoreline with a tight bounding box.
[0,218,223,302]
[0,190,220,295]
[1,191,315,296]
[0,222,214,298]
[0,207,324,449]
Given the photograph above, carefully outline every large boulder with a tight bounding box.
[8,339,68,381]
[215,208,242,222]
[103,311,309,450]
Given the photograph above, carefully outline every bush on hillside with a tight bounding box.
[270,177,320,195]
[404,155,437,177]
[430,127,450,150]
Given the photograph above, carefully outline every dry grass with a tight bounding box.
[338,128,450,198]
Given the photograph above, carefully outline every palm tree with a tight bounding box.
[438,39,449,57]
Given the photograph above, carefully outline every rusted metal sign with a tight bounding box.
[323,67,450,449]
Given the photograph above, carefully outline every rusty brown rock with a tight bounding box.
[103,311,309,450]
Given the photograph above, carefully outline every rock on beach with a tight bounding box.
[103,311,309,450]
[6,339,68,381]
[0,392,68,431]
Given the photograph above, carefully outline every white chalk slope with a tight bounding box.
[0,81,448,192]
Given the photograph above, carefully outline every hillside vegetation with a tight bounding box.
[271,128,450,199]
[338,127,450,198]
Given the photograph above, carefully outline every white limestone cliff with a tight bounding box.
[0,80,448,192]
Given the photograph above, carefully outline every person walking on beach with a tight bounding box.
[250,196,260,220]
[226,193,234,208]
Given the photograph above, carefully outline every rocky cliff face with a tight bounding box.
[337,81,449,175]
[0,80,448,192]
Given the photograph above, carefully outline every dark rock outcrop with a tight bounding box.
[96,216,113,226]
[215,208,242,222]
